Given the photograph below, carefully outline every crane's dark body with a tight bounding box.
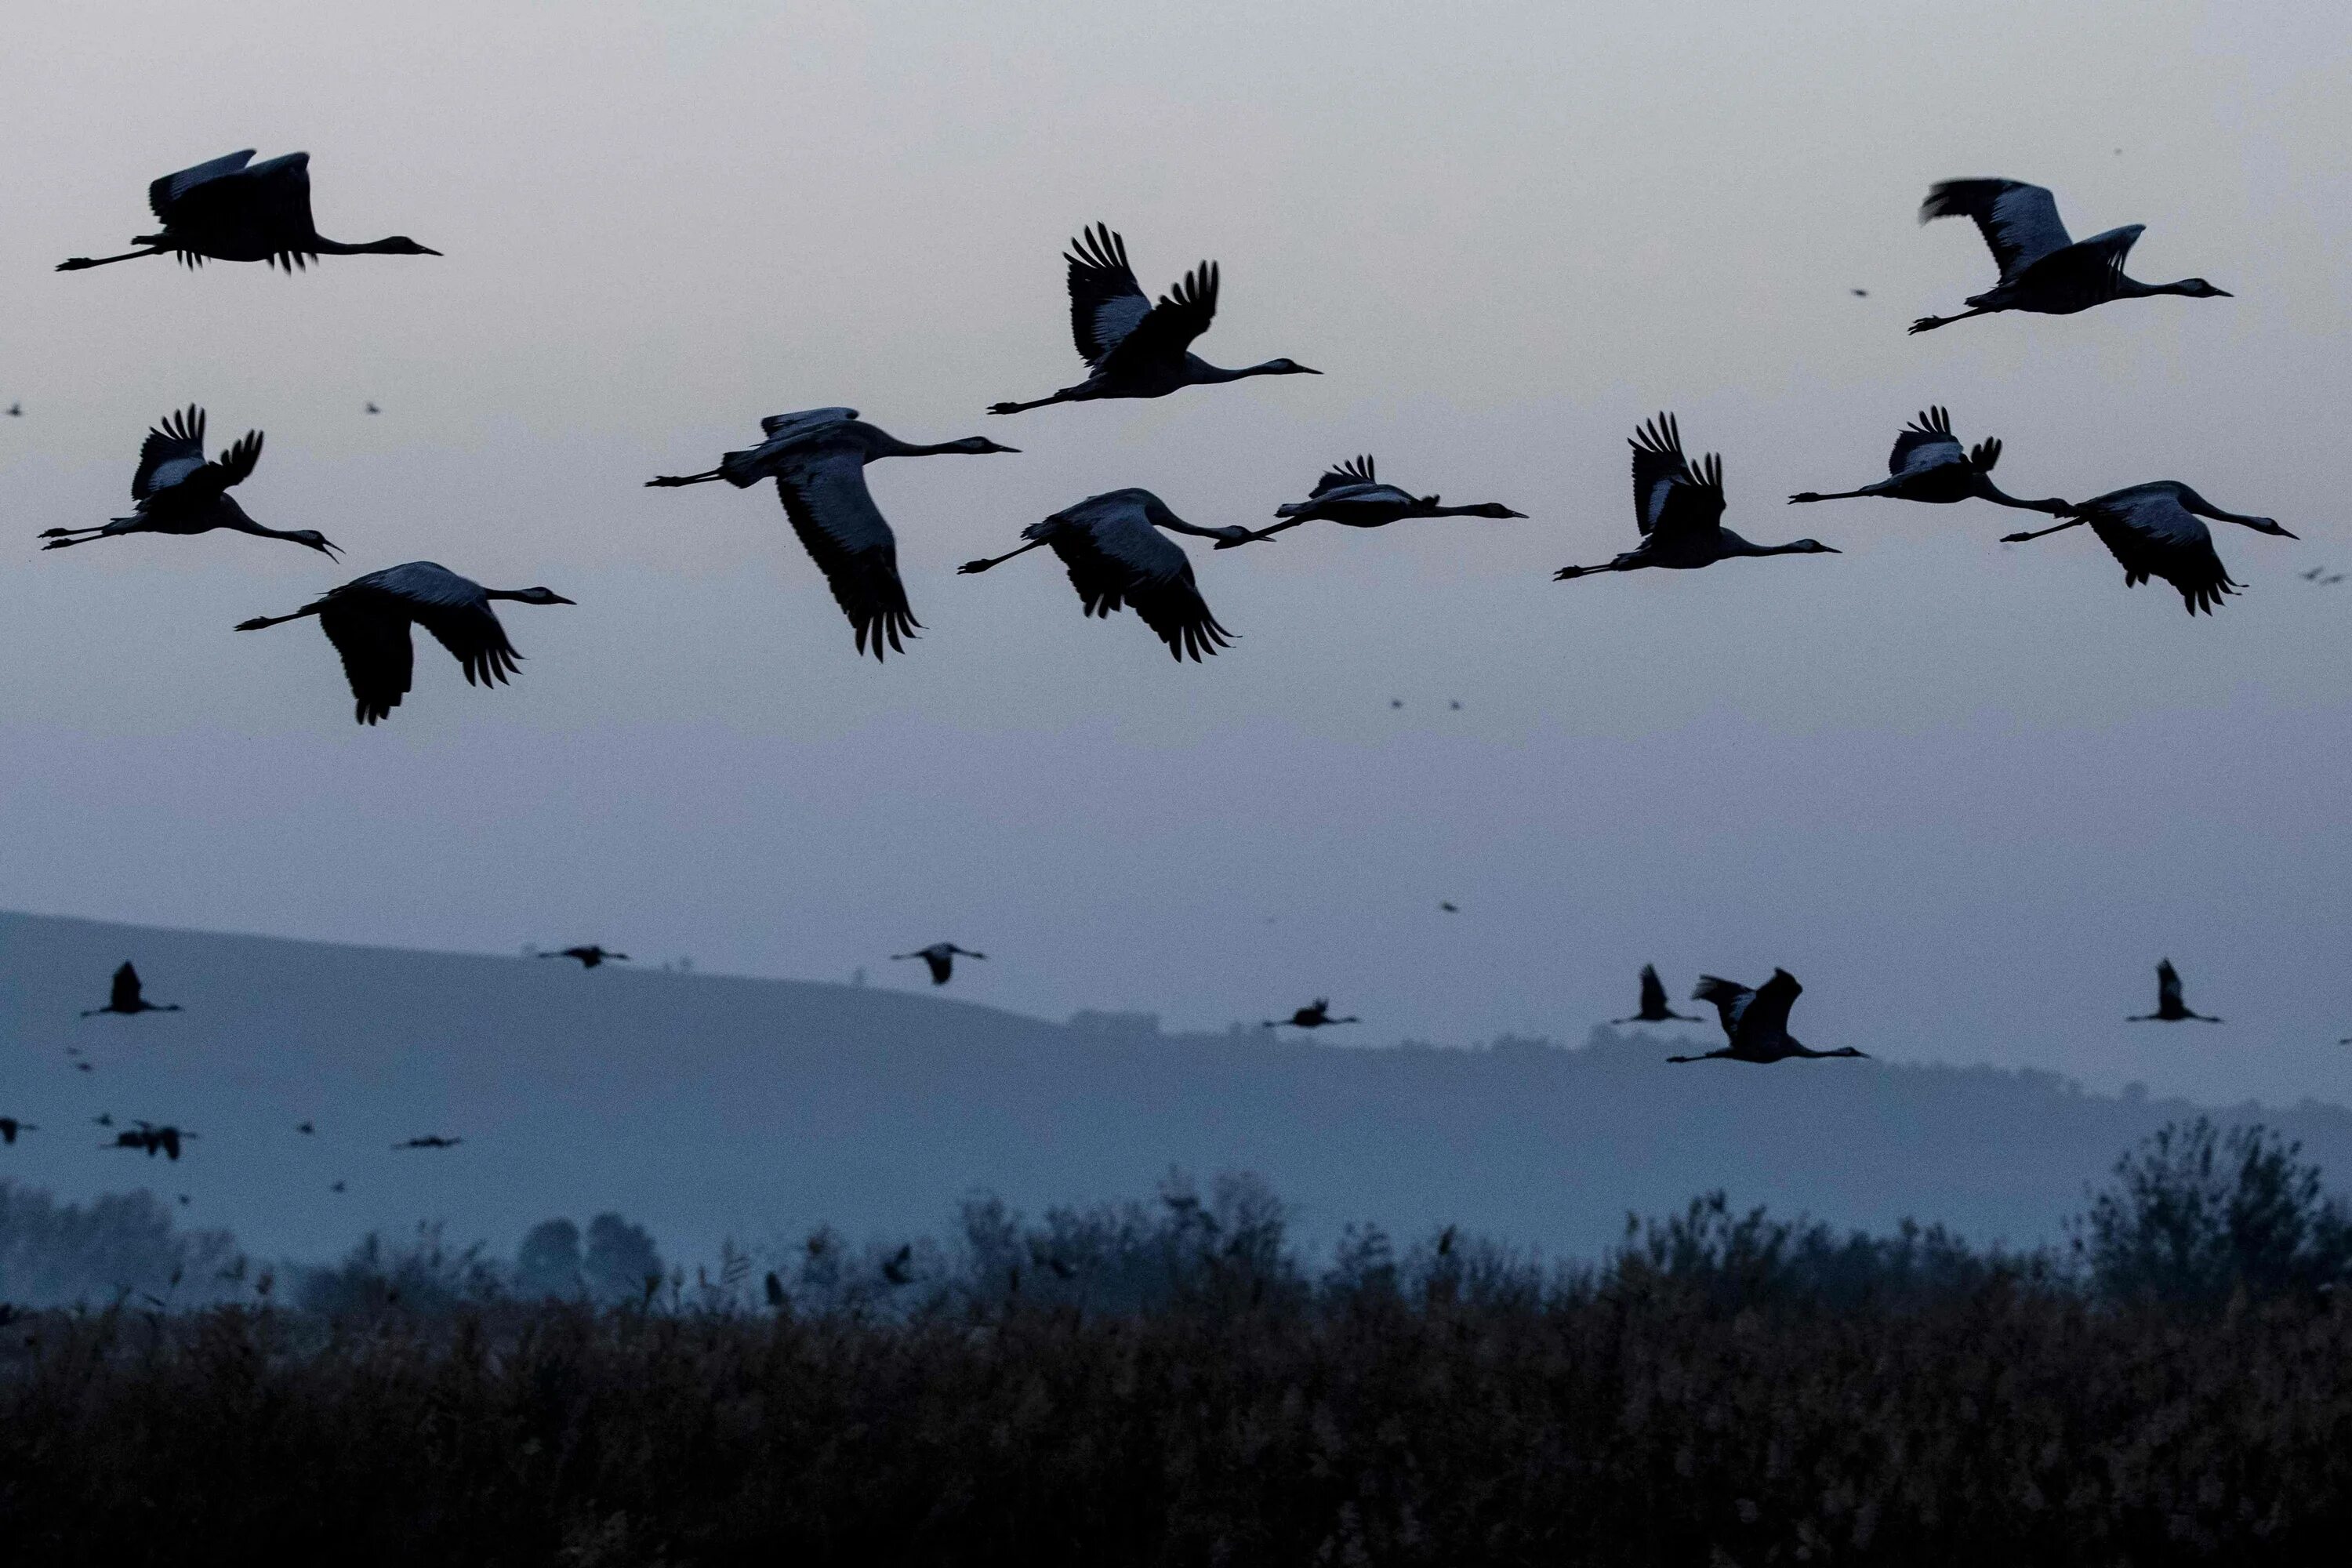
[1265,998,1358,1029]
[1248,456,1523,541]
[57,151,439,273]
[2000,481,2294,615]
[2129,960,2220,1022]
[82,962,180,1017]
[39,406,339,557]
[543,946,628,969]
[1556,414,1837,580]
[894,943,985,985]
[1910,180,2228,334]
[1788,407,2068,514]
[1613,964,1700,1025]
[1667,970,1867,1064]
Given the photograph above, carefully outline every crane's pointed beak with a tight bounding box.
[548,592,578,605]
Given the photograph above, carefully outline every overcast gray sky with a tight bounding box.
[2,1,2347,1107]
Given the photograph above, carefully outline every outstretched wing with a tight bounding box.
[1312,456,1377,497]
[1638,964,1668,1016]
[133,406,209,499]
[1051,505,1232,662]
[210,428,264,489]
[234,154,321,270]
[758,407,859,440]
[1100,260,1220,374]
[317,595,419,724]
[1629,413,1725,544]
[148,151,256,222]
[1888,406,1965,477]
[2078,486,2238,615]
[1065,223,1152,368]
[1739,969,1802,1044]
[1919,180,2073,280]
[772,449,918,661]
[2156,960,2183,1011]
[2020,223,2145,295]
[1691,976,1753,1040]
[111,963,142,1011]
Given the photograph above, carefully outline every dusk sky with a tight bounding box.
[3,1,2347,1107]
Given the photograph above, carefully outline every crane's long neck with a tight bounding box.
[310,235,414,256]
[2116,276,2208,299]
[2172,487,2267,528]
[877,437,993,459]
[1977,480,2071,516]
[1189,359,1292,384]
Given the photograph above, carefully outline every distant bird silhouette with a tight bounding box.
[1265,998,1359,1029]
[959,488,1258,659]
[82,962,180,1017]
[0,1117,37,1145]
[40,406,339,557]
[2325,575,2347,586]
[1850,289,1869,298]
[988,223,1318,415]
[93,1113,114,1127]
[296,1121,315,1135]
[364,401,381,415]
[107,1122,193,1160]
[1448,699,1462,710]
[1439,901,1460,913]
[892,943,985,985]
[330,1180,347,1193]
[1555,415,1837,581]
[1910,179,2229,334]
[648,408,1018,659]
[2128,960,2220,1023]
[74,1062,93,1073]
[881,1244,915,1286]
[1999,482,2294,615]
[1390,699,1404,709]
[177,1193,191,1207]
[5,402,20,417]
[542,946,628,969]
[1613,964,1702,1025]
[57,151,439,272]
[1244,456,1524,542]
[1669,971,1865,1064]
[2299,566,2325,582]
[394,1134,463,1150]
[236,561,574,724]
[1788,407,2068,515]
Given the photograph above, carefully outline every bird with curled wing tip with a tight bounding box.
[987,223,1319,416]
[82,962,181,1018]
[0,1116,38,1145]
[1999,482,2294,615]
[1612,964,1703,1026]
[57,150,439,273]
[2128,960,2221,1023]
[1239,455,1526,543]
[1788,406,2069,516]
[235,561,573,724]
[647,408,1018,660]
[959,488,1261,660]
[40,406,339,557]
[1909,179,2228,334]
[1264,998,1359,1030]
[394,1134,463,1150]
[1667,970,1867,1064]
[542,945,629,970]
[892,943,985,986]
[1555,414,1838,582]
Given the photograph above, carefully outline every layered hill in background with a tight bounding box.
[4,909,2347,1265]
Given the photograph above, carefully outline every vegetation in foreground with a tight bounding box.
[4,1118,2352,1564]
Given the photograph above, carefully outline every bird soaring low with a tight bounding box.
[959,488,1260,660]
[39,406,339,557]
[647,408,1018,660]
[1668,969,1867,1064]
[1788,407,2069,515]
[1613,964,1702,1026]
[1998,482,2294,615]
[543,946,628,969]
[987,223,1318,415]
[107,1123,193,1160]
[893,943,985,985]
[235,561,574,724]
[1555,414,1838,581]
[2128,960,2220,1023]
[82,962,180,1018]
[1243,456,1526,543]
[0,1116,37,1145]
[1909,179,2229,334]
[57,150,440,272]
[394,1134,463,1150]
[1264,998,1359,1029]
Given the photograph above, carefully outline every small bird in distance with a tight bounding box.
[394,1134,463,1150]
[543,946,628,969]
[1613,964,1703,1025]
[893,943,985,986]
[82,962,180,1017]
[1265,998,1359,1030]
[2127,960,2220,1022]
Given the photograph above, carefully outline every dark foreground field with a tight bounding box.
[5,1119,2351,1564]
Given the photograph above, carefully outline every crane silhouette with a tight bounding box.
[82,962,180,1017]
[106,1122,194,1160]
[394,1134,463,1150]
[57,151,439,272]
[1788,407,2069,515]
[1265,998,1359,1029]
[0,1116,37,1145]
[39,406,339,557]
[1999,482,2294,615]
[1612,964,1702,1025]
[1668,971,1866,1064]
[1244,456,1524,541]
[1555,415,1838,581]
[988,223,1318,415]
[648,408,1018,659]
[893,943,985,985]
[236,561,573,724]
[296,1121,316,1135]
[2128,960,2220,1023]
[959,488,1259,659]
[1910,179,2228,333]
[542,946,628,969]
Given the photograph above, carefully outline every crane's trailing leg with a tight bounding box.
[1999,517,2087,545]
[1907,307,1991,335]
[644,469,724,488]
[1788,489,1874,504]
[56,247,167,272]
[234,606,323,632]
[957,539,1049,575]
